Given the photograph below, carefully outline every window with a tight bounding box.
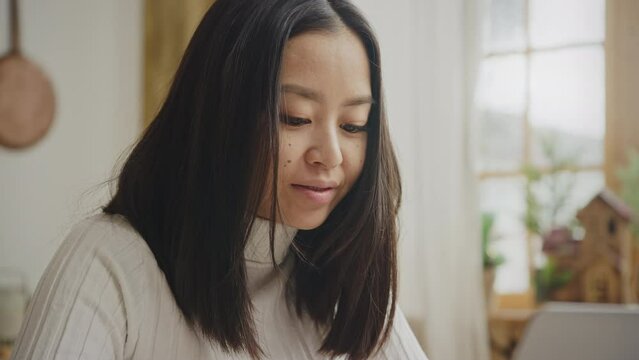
[477,0,606,294]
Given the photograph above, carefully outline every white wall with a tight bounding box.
[0,0,143,291]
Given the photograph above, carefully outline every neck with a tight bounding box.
[244,217,298,265]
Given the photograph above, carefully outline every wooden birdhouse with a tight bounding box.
[575,189,635,303]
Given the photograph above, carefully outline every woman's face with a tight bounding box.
[257,28,372,230]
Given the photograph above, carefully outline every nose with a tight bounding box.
[304,126,343,169]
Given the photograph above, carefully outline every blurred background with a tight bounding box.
[1,0,637,359]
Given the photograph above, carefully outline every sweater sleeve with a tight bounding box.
[11,217,142,360]
[373,307,428,360]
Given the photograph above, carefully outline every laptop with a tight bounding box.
[514,302,639,360]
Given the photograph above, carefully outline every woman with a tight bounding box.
[12,0,427,359]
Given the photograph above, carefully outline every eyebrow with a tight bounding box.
[281,84,375,107]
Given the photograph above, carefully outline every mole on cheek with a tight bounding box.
[287,160,291,164]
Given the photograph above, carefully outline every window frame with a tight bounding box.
[478,0,607,298]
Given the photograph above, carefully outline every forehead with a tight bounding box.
[279,29,371,98]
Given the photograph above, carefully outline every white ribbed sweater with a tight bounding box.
[11,214,427,359]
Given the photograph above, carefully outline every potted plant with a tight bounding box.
[522,136,578,303]
[533,257,573,303]
[482,212,505,311]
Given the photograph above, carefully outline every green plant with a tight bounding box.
[534,257,573,302]
[522,135,580,302]
[482,212,505,268]
[523,164,543,236]
[617,149,639,238]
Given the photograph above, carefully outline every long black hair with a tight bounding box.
[104,1,401,359]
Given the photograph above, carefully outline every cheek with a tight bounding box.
[346,138,367,182]
[277,133,298,175]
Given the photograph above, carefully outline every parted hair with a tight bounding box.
[103,0,402,359]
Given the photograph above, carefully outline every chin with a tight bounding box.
[282,210,331,230]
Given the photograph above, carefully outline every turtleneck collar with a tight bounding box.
[244,217,298,265]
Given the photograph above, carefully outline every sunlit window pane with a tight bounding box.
[529,46,605,167]
[530,127,603,168]
[479,112,524,172]
[485,0,526,53]
[494,238,529,293]
[479,177,530,293]
[530,0,605,48]
[478,0,607,297]
[478,55,527,115]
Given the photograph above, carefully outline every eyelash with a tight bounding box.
[280,115,368,133]
[340,123,368,134]
[280,116,310,127]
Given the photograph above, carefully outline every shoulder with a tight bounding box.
[12,213,162,359]
[54,212,162,307]
[66,213,150,261]
[46,212,162,305]
[56,213,158,282]
[50,213,165,331]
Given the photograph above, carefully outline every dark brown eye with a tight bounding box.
[340,123,368,133]
[280,115,310,127]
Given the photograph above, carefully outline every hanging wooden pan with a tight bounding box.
[0,0,55,149]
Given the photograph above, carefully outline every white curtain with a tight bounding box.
[354,1,489,359]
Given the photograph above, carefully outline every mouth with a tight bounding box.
[291,183,337,204]
[292,184,334,191]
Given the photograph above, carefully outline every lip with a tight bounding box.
[291,182,338,204]
[293,180,339,189]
